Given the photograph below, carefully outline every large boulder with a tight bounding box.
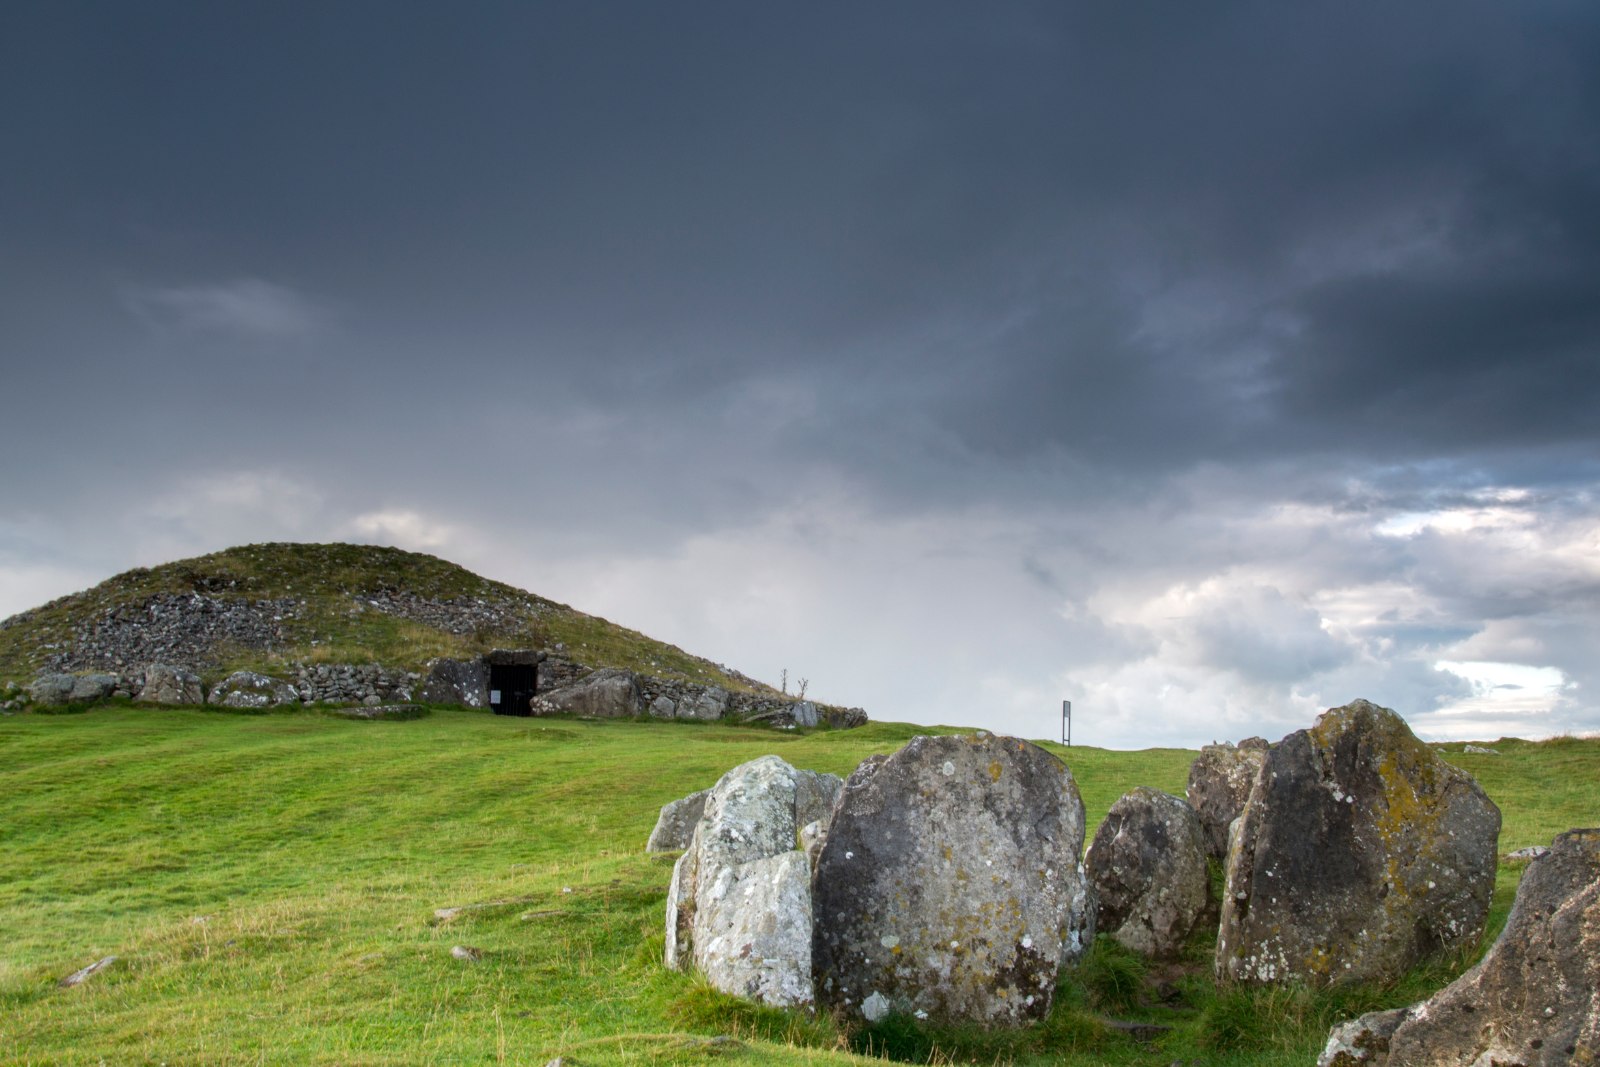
[28,672,119,705]
[69,673,119,703]
[646,788,710,852]
[27,673,77,705]
[812,733,1091,1028]
[208,670,299,709]
[1217,699,1500,986]
[1086,787,1211,960]
[821,705,869,729]
[542,668,640,717]
[1335,827,1600,1067]
[793,767,844,828]
[789,701,820,728]
[675,687,729,721]
[419,657,490,707]
[136,664,204,706]
[1186,737,1269,859]
[665,755,832,1007]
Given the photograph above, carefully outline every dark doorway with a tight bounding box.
[489,662,537,716]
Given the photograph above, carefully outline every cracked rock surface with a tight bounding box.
[1217,699,1500,987]
[811,733,1091,1027]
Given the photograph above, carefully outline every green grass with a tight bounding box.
[1,708,1595,1066]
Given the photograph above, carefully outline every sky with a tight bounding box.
[3,2,1598,749]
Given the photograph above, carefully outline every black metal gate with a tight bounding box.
[488,663,537,716]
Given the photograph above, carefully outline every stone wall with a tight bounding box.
[295,663,420,705]
[22,651,867,728]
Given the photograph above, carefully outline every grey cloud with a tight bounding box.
[2,2,1597,744]
[122,279,327,339]
[1184,588,1354,685]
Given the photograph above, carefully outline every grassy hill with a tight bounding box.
[1,705,1594,1065]
[0,543,774,694]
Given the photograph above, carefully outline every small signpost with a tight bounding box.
[1061,699,1072,746]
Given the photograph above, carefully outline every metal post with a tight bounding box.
[1062,699,1071,746]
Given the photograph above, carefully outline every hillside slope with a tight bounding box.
[3,710,1593,1064]
[0,542,774,695]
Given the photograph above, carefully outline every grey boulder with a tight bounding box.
[27,673,78,705]
[665,755,832,1007]
[29,672,117,705]
[136,664,204,706]
[419,657,490,707]
[1086,787,1211,959]
[69,673,119,703]
[1186,737,1269,859]
[1217,699,1501,987]
[674,686,729,721]
[821,706,869,729]
[645,788,710,852]
[1377,827,1600,1066]
[542,668,640,717]
[812,733,1091,1027]
[788,701,820,728]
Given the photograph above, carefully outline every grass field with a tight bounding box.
[1,706,1594,1066]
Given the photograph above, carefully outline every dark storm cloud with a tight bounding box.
[4,1,1599,742]
[7,2,1597,480]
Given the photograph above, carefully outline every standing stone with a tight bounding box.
[1186,737,1269,859]
[1217,699,1501,987]
[542,668,641,717]
[1086,787,1211,959]
[1373,828,1600,1066]
[812,733,1090,1027]
[646,788,710,852]
[665,756,819,1007]
[136,664,204,706]
[697,850,814,1007]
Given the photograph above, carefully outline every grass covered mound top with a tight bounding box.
[0,542,772,694]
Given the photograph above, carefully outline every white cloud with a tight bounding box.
[340,510,462,553]
[3,456,1596,750]
[122,278,327,339]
